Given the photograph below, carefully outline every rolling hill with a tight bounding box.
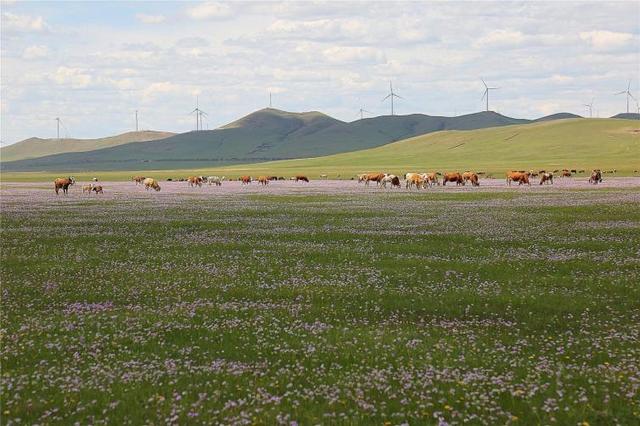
[146,118,638,179]
[0,130,175,163]
[1,108,543,172]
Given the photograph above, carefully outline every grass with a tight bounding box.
[1,186,639,424]
[1,118,638,181]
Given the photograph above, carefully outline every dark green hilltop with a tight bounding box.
[2,107,637,172]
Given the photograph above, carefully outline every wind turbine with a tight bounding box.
[357,107,372,120]
[615,80,636,114]
[583,99,594,118]
[481,78,499,112]
[382,81,403,115]
[190,97,206,131]
[55,117,61,139]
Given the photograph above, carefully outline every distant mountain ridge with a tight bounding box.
[3,108,634,172]
[1,130,175,162]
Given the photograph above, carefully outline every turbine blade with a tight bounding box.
[629,92,637,101]
[615,91,626,95]
[481,90,487,101]
[382,94,391,101]
[481,78,487,88]
[394,94,404,100]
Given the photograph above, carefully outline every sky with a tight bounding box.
[1,0,639,144]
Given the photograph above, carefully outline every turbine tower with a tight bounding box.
[382,81,403,115]
[615,80,636,114]
[55,117,61,139]
[481,78,499,112]
[358,107,372,120]
[583,99,594,118]
[269,92,272,108]
[190,97,206,131]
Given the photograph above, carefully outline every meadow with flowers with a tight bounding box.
[1,179,639,425]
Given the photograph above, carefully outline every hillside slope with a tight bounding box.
[0,131,175,162]
[0,109,536,172]
[175,118,640,178]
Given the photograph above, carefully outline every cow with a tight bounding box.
[528,170,539,178]
[357,174,368,183]
[92,177,98,182]
[320,174,328,180]
[54,177,75,195]
[240,176,252,185]
[462,171,480,187]
[362,173,383,186]
[257,176,269,186]
[561,169,572,177]
[187,176,203,187]
[380,174,399,188]
[589,169,603,184]
[295,175,309,183]
[425,172,439,187]
[92,185,104,194]
[143,178,161,191]
[442,172,465,186]
[82,184,93,194]
[405,173,425,189]
[390,176,401,188]
[539,172,554,185]
[133,176,145,185]
[506,171,531,186]
[207,176,225,186]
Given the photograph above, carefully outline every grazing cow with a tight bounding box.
[82,184,93,194]
[295,175,309,183]
[424,172,439,187]
[380,174,400,188]
[571,169,577,174]
[257,176,269,185]
[589,169,603,184]
[187,176,203,187]
[561,169,572,177]
[539,172,554,185]
[143,178,161,191]
[92,185,104,194]
[462,171,480,187]
[278,177,285,181]
[506,171,531,186]
[54,177,75,195]
[406,173,425,189]
[240,176,252,185]
[528,170,539,177]
[268,176,278,181]
[133,176,145,185]
[207,176,225,186]
[363,173,384,186]
[357,174,368,183]
[320,174,328,180]
[442,172,465,186]
[391,176,401,188]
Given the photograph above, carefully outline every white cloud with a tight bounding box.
[142,81,181,100]
[22,45,49,60]
[1,12,47,32]
[579,30,633,50]
[52,67,92,88]
[323,46,386,64]
[135,14,166,24]
[186,2,231,20]
[474,29,525,47]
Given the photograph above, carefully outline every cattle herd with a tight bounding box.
[51,169,608,195]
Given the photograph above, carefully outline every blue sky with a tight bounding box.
[1,1,639,144]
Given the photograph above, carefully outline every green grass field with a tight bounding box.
[2,185,639,424]
[2,118,638,182]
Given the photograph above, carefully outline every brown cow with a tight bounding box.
[257,176,269,186]
[539,172,554,185]
[406,173,424,189]
[133,176,145,185]
[92,185,104,194]
[187,176,203,187]
[506,171,531,186]
[425,172,439,186]
[363,173,384,186]
[143,178,161,191]
[54,177,75,195]
[240,176,252,185]
[442,172,464,186]
[391,176,401,188]
[561,169,572,177]
[462,171,480,187]
[82,184,93,194]
[295,175,309,183]
[589,169,602,184]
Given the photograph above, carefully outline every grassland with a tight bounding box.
[2,118,638,182]
[1,184,639,424]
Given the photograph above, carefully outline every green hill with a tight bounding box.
[0,130,175,162]
[0,109,536,172]
[166,118,640,178]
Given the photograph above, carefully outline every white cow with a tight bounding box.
[207,176,226,186]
